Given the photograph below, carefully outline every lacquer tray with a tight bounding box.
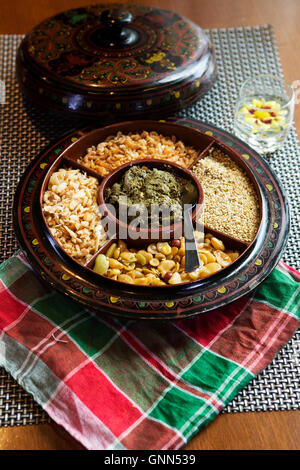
[12,118,289,320]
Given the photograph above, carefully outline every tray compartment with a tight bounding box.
[190,142,262,246]
[84,229,248,288]
[40,156,107,267]
[60,120,214,177]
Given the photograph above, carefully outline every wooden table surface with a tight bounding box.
[0,0,299,451]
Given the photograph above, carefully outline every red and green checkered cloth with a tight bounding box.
[0,252,299,450]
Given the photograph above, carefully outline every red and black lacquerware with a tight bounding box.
[16,4,216,121]
[13,119,289,320]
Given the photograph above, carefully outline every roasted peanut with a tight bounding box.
[199,249,216,263]
[211,237,225,251]
[171,239,181,248]
[113,247,121,259]
[105,243,117,258]
[117,240,127,251]
[204,262,222,274]
[164,271,173,283]
[227,251,240,262]
[149,258,160,267]
[118,274,134,284]
[158,259,176,274]
[108,258,124,269]
[147,244,158,254]
[168,272,182,284]
[136,252,147,266]
[120,251,137,263]
[214,250,232,267]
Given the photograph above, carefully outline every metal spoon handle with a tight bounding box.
[184,205,201,273]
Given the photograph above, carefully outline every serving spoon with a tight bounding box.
[183,204,201,273]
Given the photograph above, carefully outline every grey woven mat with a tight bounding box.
[0,26,299,427]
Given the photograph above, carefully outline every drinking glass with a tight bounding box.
[233,74,294,153]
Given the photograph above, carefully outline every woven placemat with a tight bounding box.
[0,26,299,427]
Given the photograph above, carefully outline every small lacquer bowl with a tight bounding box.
[97,159,204,248]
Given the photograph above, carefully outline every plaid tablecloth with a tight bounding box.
[0,253,299,449]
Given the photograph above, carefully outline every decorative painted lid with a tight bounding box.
[16,4,216,119]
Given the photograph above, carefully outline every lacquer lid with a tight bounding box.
[16,4,216,119]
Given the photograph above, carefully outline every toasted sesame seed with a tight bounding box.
[192,148,260,244]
